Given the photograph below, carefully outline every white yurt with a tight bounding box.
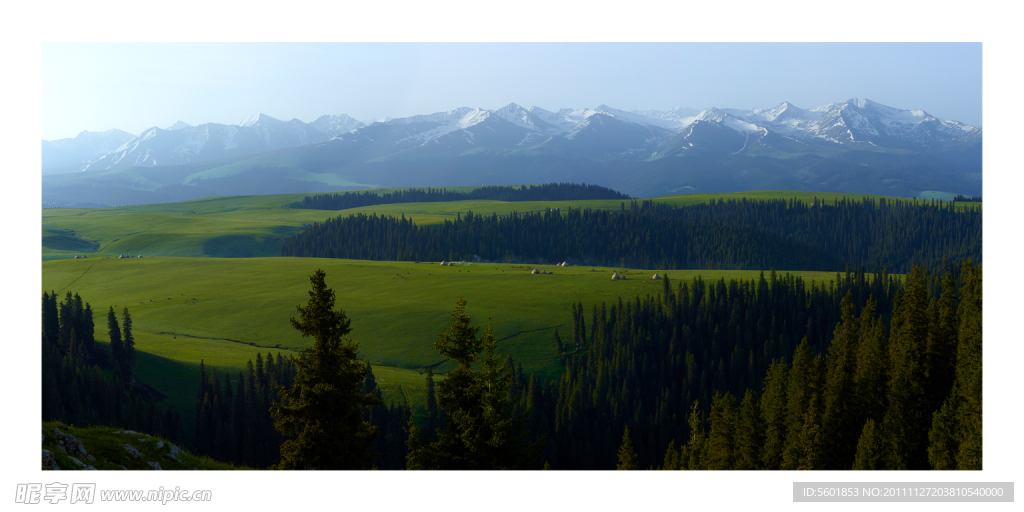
[531,269,539,274]
[611,272,620,280]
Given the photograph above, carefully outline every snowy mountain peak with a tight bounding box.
[696,108,727,123]
[237,113,282,127]
[166,120,192,131]
[761,101,812,123]
[493,103,555,132]
[311,114,365,137]
[456,108,491,129]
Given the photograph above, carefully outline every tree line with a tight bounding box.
[952,194,981,202]
[43,258,981,470]
[528,260,980,469]
[41,291,184,444]
[281,197,980,273]
[193,354,413,469]
[290,182,631,210]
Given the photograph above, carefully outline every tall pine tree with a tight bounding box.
[272,269,381,470]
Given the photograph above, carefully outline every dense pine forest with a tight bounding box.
[291,182,631,210]
[42,259,981,470]
[282,197,980,272]
[41,291,185,444]
[515,261,981,469]
[193,358,412,469]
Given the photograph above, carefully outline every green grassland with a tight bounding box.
[45,189,970,261]
[42,188,936,432]
[42,255,848,426]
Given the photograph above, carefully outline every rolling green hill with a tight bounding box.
[41,255,850,427]
[42,188,939,432]
[45,189,970,261]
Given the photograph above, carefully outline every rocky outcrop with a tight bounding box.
[123,444,141,459]
[42,450,60,470]
[53,428,89,458]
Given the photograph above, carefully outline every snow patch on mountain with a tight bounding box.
[311,114,365,137]
[166,120,192,131]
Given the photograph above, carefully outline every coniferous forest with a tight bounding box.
[291,182,631,210]
[42,193,982,471]
[282,198,980,272]
[527,261,982,470]
[41,291,185,444]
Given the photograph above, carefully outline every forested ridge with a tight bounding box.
[282,197,980,272]
[40,290,412,469]
[42,260,981,470]
[291,182,631,210]
[41,291,185,444]
[193,357,412,469]
[514,261,981,469]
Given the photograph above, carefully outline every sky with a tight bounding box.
[42,42,982,140]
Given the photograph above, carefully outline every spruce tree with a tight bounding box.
[735,388,764,470]
[852,419,884,470]
[820,292,860,469]
[706,392,737,470]
[926,394,959,469]
[684,400,707,470]
[883,265,930,469]
[59,291,74,349]
[272,269,381,470]
[121,307,136,379]
[107,307,123,380]
[760,358,788,469]
[853,297,887,424]
[82,303,95,354]
[780,338,814,470]
[616,426,638,470]
[423,367,440,443]
[42,291,60,347]
[405,298,540,469]
[953,260,982,469]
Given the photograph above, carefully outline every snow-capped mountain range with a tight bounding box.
[42,98,981,174]
[41,129,136,174]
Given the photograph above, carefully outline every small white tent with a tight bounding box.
[531,269,539,274]
[652,273,661,280]
[611,272,620,280]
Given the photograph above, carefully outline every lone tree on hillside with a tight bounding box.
[406,297,542,470]
[272,269,381,469]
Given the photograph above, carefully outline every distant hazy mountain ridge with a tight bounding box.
[42,98,982,206]
[41,129,136,174]
[45,98,979,174]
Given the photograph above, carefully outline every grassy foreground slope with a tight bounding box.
[42,421,243,470]
[44,189,971,261]
[42,256,846,425]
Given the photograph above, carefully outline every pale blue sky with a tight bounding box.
[42,42,982,140]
